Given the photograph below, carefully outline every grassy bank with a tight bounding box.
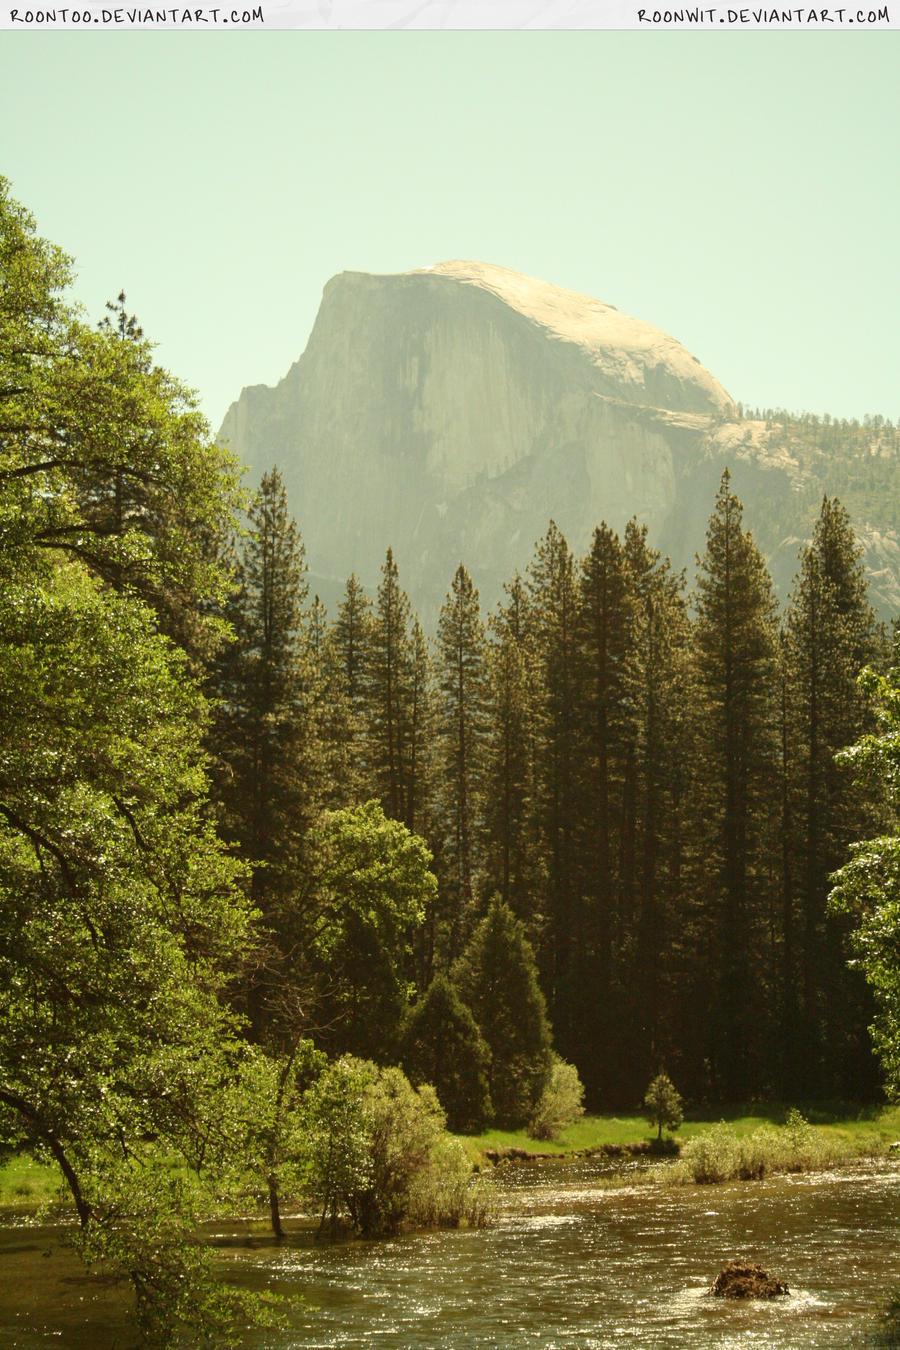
[0,1155,63,1213]
[458,1102,900,1170]
[4,1102,899,1216]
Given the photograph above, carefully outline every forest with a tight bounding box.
[4,174,900,1344]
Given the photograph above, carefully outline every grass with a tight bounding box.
[0,1154,63,1213]
[458,1101,900,1169]
[5,1102,900,1215]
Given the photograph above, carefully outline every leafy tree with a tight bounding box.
[401,974,493,1134]
[453,897,553,1127]
[299,1057,473,1237]
[0,566,261,1344]
[0,181,267,1343]
[0,177,240,664]
[304,801,437,1061]
[528,1056,585,1141]
[830,661,900,1099]
[643,1073,684,1142]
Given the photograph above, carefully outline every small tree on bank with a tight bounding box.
[644,1072,683,1142]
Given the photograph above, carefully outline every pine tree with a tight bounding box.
[572,523,632,1098]
[326,573,375,803]
[483,575,542,933]
[401,974,493,1133]
[692,470,780,1101]
[435,564,488,958]
[785,497,881,1095]
[369,548,414,824]
[452,897,553,1128]
[526,523,580,1047]
[209,467,319,1038]
[620,520,694,1100]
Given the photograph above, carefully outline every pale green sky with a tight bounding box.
[1,32,898,428]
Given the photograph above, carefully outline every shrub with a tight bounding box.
[528,1056,585,1140]
[299,1057,489,1236]
[671,1112,846,1185]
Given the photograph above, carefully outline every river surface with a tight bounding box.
[2,1158,900,1348]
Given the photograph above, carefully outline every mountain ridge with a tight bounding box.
[218,262,900,621]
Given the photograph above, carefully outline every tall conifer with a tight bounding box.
[209,468,320,1039]
[785,497,881,1094]
[435,564,488,958]
[526,523,580,1050]
[693,470,779,1100]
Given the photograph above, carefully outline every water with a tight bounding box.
[3,1159,900,1348]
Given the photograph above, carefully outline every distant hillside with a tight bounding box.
[218,262,900,620]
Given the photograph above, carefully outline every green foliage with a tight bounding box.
[643,1073,684,1141]
[528,1055,585,1141]
[691,470,780,1100]
[401,974,493,1134]
[670,1113,839,1185]
[453,897,553,1128]
[0,177,241,662]
[0,180,265,1344]
[830,660,900,1101]
[308,801,437,1060]
[299,1056,484,1236]
[434,563,488,957]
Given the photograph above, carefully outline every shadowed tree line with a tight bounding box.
[211,462,886,1112]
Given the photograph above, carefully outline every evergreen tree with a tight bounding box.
[572,523,632,1097]
[526,523,580,1046]
[435,564,488,958]
[692,470,780,1101]
[483,575,542,933]
[369,548,414,824]
[620,521,694,1101]
[209,468,319,1040]
[452,897,553,1128]
[401,975,493,1133]
[785,497,881,1095]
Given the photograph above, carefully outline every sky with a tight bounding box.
[1,32,898,430]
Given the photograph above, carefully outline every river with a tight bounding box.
[2,1158,899,1347]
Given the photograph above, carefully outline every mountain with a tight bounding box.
[218,261,900,620]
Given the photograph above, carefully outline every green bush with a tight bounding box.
[299,1056,489,1236]
[528,1056,585,1141]
[671,1113,844,1185]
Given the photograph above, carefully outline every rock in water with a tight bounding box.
[218,261,734,623]
[711,1259,789,1299]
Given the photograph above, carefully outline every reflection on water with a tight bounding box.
[2,1160,899,1348]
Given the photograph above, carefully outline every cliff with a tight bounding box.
[219,262,900,619]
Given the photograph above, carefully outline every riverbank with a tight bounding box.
[4,1102,899,1217]
[458,1101,900,1170]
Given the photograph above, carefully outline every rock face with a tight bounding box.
[218,261,899,621]
[711,1260,789,1299]
[218,262,735,621]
